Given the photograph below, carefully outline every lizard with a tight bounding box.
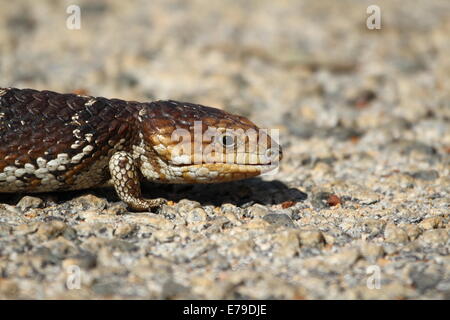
[0,87,282,211]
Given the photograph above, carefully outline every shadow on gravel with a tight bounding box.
[0,178,307,208]
[141,178,308,207]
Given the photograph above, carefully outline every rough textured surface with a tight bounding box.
[0,0,449,299]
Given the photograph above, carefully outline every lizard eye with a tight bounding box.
[219,134,235,148]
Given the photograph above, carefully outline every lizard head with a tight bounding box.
[135,100,282,183]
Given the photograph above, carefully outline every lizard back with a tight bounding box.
[0,87,139,192]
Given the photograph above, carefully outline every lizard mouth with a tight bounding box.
[168,147,283,166]
[171,162,280,183]
[159,147,282,182]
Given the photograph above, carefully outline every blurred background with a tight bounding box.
[0,0,449,299]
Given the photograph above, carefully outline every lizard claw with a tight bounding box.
[147,197,167,209]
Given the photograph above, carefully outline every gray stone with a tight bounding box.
[16,196,43,211]
[263,213,296,228]
[185,207,208,224]
[384,223,409,244]
[420,229,449,246]
[409,170,439,181]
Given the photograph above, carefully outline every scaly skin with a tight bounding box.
[0,87,282,211]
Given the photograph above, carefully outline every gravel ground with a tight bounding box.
[0,0,449,299]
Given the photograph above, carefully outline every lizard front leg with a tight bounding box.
[109,151,166,211]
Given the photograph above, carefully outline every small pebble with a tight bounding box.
[263,213,296,228]
[16,196,43,211]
